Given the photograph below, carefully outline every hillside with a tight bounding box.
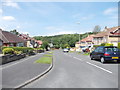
[34,32,95,48]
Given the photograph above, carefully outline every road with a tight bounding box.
[2,53,51,88]
[24,50,118,88]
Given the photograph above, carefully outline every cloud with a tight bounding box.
[0,9,3,14]
[104,7,117,15]
[3,0,20,9]
[2,16,15,21]
[73,13,95,21]
[45,31,76,36]
[103,7,118,19]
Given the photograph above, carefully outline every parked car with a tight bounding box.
[90,46,120,63]
[63,48,69,53]
[82,46,91,52]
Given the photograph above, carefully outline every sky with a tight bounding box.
[0,0,118,36]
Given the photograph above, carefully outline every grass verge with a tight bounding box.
[44,54,53,57]
[48,52,53,54]
[83,53,90,55]
[35,57,52,64]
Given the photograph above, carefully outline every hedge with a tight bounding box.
[3,48,14,55]
[2,47,34,54]
[118,42,120,49]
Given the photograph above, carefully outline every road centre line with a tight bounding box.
[86,62,112,74]
[2,53,43,69]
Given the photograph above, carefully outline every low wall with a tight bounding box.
[0,54,26,65]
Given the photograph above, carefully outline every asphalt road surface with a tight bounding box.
[24,50,118,88]
[2,53,51,88]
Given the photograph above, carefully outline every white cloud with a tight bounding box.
[46,31,76,36]
[0,9,3,14]
[104,7,117,15]
[2,16,15,21]
[73,13,95,21]
[3,0,20,9]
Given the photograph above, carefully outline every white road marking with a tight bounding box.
[2,54,44,69]
[73,57,82,61]
[86,62,112,74]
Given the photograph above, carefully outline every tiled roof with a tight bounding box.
[94,26,120,38]
[0,29,25,43]
[36,40,42,45]
[80,35,95,42]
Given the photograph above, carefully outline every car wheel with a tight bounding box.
[100,57,105,63]
[90,55,93,60]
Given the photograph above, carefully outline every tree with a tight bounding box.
[41,41,49,51]
[93,25,101,33]
[10,29,19,35]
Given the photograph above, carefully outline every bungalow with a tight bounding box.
[75,35,95,51]
[93,26,120,46]
[80,35,95,47]
[0,29,25,47]
[19,34,42,48]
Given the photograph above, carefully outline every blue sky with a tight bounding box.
[0,1,118,36]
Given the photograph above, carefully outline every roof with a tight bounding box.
[0,29,25,43]
[80,35,95,42]
[94,26,120,38]
[36,40,42,45]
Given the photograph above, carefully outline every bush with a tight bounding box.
[93,45,101,48]
[100,43,106,46]
[3,48,14,55]
[2,47,34,54]
[105,43,113,46]
[118,42,120,49]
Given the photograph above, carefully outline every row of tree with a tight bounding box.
[10,25,101,49]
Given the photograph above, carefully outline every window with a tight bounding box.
[98,47,104,52]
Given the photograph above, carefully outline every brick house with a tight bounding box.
[93,26,120,46]
[19,34,42,48]
[75,35,95,51]
[0,29,25,47]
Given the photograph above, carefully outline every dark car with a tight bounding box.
[90,46,120,63]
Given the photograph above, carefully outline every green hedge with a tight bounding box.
[118,42,120,49]
[2,47,34,54]
[3,48,14,55]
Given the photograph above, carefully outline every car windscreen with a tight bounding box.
[105,47,120,52]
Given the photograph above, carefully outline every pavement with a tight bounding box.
[2,52,52,88]
[24,50,118,88]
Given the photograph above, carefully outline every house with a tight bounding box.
[75,35,95,51]
[93,26,120,46]
[80,35,95,47]
[19,34,42,48]
[0,29,25,47]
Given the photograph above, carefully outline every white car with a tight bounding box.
[63,48,69,52]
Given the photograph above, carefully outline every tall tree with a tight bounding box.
[93,25,101,33]
[10,29,19,35]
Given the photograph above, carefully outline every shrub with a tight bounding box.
[105,43,113,46]
[100,43,106,46]
[93,45,101,48]
[3,48,14,55]
[14,51,23,54]
[118,42,120,49]
[2,47,34,54]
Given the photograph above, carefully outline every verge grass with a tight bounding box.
[35,57,52,64]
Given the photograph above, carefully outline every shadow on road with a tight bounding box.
[93,59,120,64]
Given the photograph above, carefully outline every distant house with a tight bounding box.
[0,29,25,47]
[75,35,95,51]
[93,26,120,46]
[80,35,95,47]
[19,34,42,48]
